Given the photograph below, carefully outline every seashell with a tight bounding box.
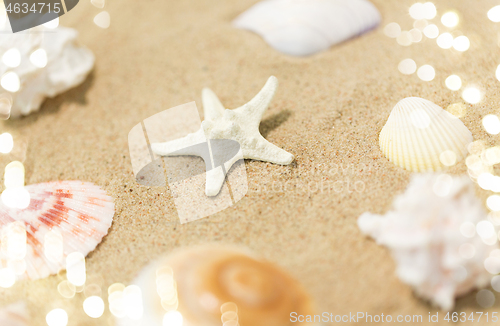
[0,22,94,118]
[233,0,381,56]
[118,245,317,326]
[358,173,496,310]
[0,181,114,281]
[379,97,473,172]
[0,302,29,326]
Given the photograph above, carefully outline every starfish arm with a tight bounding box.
[151,127,206,156]
[205,167,226,196]
[243,137,293,165]
[202,87,225,121]
[234,76,278,130]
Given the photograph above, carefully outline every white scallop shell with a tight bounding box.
[358,174,496,310]
[0,22,94,118]
[233,0,381,56]
[379,97,473,172]
[0,181,114,281]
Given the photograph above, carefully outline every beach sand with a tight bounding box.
[1,0,500,324]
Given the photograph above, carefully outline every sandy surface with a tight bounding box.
[1,0,500,325]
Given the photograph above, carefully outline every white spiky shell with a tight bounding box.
[379,97,473,172]
[358,174,495,310]
[233,0,381,56]
[118,245,318,326]
[0,181,114,280]
[0,302,29,326]
[0,22,94,118]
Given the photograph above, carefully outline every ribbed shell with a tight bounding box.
[0,181,114,280]
[233,0,381,56]
[379,97,473,172]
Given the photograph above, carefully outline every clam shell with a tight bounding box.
[233,0,381,56]
[119,245,317,326]
[379,97,473,172]
[0,181,114,280]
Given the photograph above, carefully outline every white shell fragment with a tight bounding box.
[0,181,114,281]
[151,76,293,197]
[358,174,497,311]
[118,245,316,326]
[0,302,29,326]
[0,23,94,118]
[379,97,473,172]
[233,0,381,56]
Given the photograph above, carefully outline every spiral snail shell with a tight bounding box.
[120,245,317,326]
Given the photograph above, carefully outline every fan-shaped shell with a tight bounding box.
[379,97,473,172]
[0,181,114,280]
[119,245,317,326]
[233,0,381,56]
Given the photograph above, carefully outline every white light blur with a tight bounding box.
[423,24,439,38]
[0,94,11,120]
[3,221,27,260]
[163,311,183,326]
[487,195,500,211]
[460,222,476,238]
[496,65,500,82]
[123,285,144,320]
[1,72,20,93]
[453,35,470,51]
[409,28,423,43]
[94,11,110,29]
[422,2,437,19]
[0,268,16,288]
[384,22,401,38]
[2,48,21,68]
[66,252,86,286]
[409,3,425,20]
[83,296,105,318]
[44,230,64,263]
[478,173,495,190]
[441,12,459,28]
[46,309,68,326]
[397,31,412,46]
[43,17,59,29]
[492,275,500,292]
[439,150,457,166]
[488,6,500,22]
[417,65,435,81]
[30,49,48,68]
[1,188,30,209]
[445,75,462,91]
[413,19,428,31]
[108,289,126,318]
[433,174,453,198]
[437,33,454,49]
[462,87,482,104]
[0,133,13,153]
[485,256,500,274]
[477,289,495,308]
[398,59,417,75]
[477,220,496,239]
[4,161,24,188]
[483,114,500,134]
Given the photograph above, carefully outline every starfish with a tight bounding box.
[151,76,294,196]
